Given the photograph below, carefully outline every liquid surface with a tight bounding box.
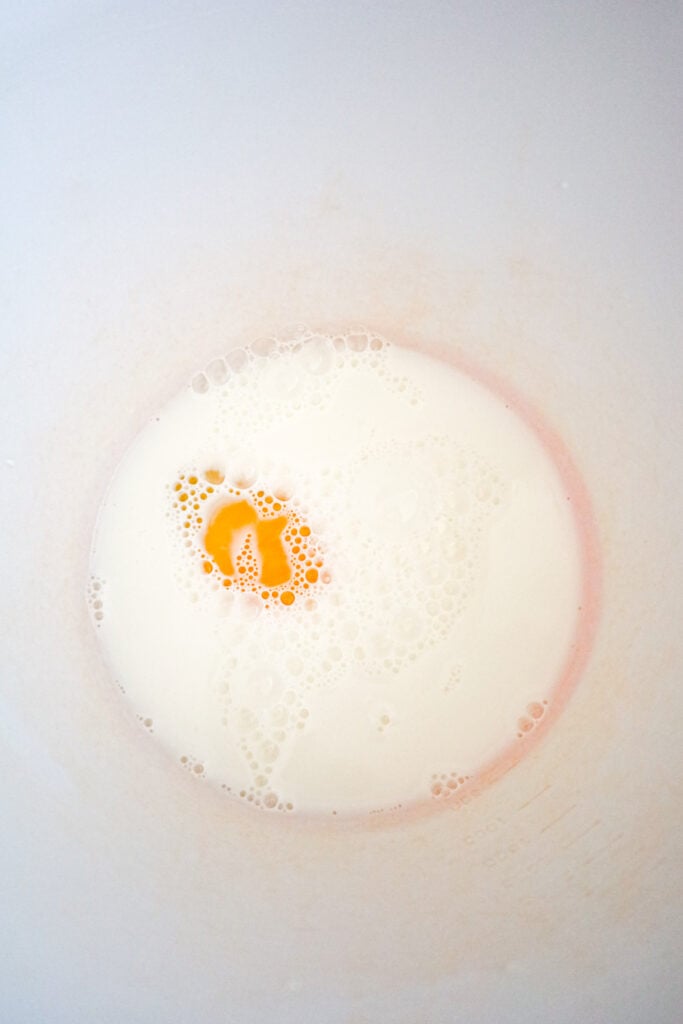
[90,331,587,817]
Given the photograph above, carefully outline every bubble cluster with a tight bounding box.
[253,431,507,694]
[430,771,470,800]
[168,470,325,609]
[179,753,206,777]
[87,575,105,625]
[189,328,398,440]
[216,661,308,812]
[516,700,548,738]
[369,802,404,816]
[163,331,510,812]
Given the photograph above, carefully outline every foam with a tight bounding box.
[89,329,583,816]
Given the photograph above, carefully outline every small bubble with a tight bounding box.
[205,357,228,384]
[251,336,277,358]
[229,465,257,489]
[274,483,292,501]
[301,337,333,375]
[271,704,288,725]
[226,348,249,372]
[347,333,368,352]
[191,372,210,394]
[261,741,279,764]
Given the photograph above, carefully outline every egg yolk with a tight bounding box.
[204,500,290,587]
[171,469,327,607]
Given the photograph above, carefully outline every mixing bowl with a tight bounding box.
[2,4,681,1022]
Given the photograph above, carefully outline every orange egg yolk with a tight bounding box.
[171,469,327,607]
[204,500,290,587]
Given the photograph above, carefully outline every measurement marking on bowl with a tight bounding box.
[583,832,625,867]
[561,819,602,850]
[517,784,553,812]
[539,804,577,834]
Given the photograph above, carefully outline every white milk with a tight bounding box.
[89,330,582,817]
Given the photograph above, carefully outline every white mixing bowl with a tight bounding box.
[2,4,681,1022]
